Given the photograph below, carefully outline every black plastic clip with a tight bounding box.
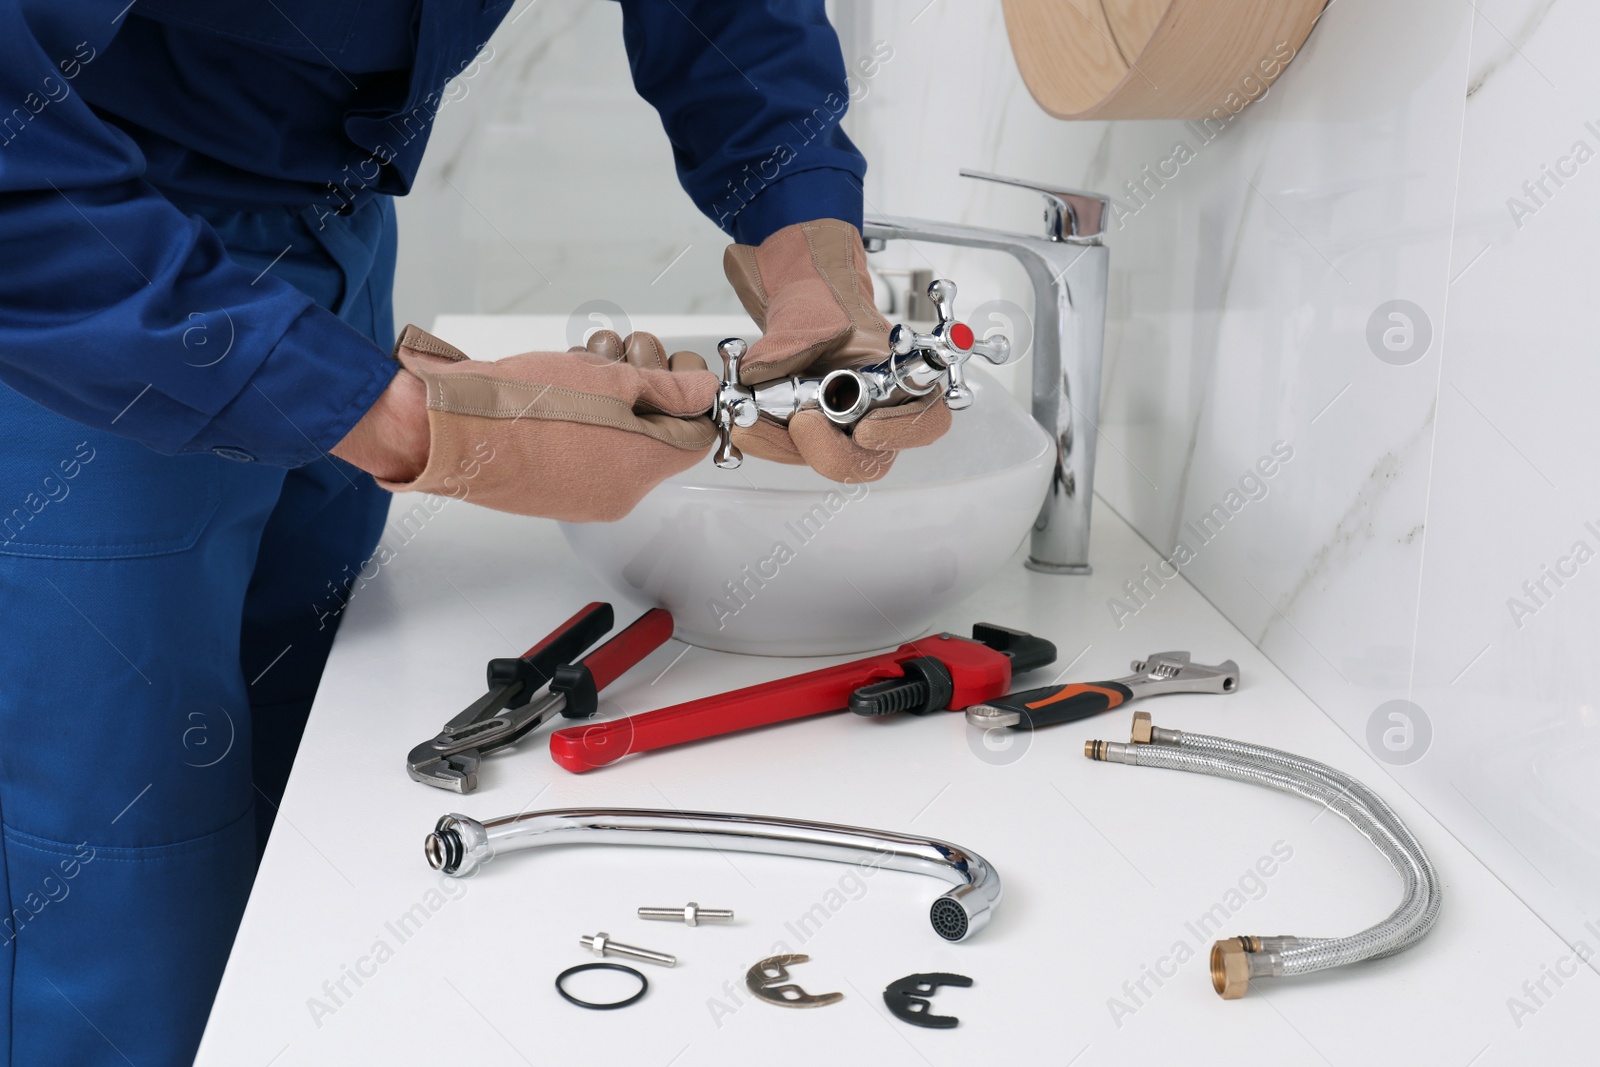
[883,972,971,1029]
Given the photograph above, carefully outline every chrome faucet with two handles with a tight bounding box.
[705,277,1015,471]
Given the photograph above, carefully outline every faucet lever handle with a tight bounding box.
[713,430,743,470]
[959,169,1108,243]
[969,333,1014,367]
[927,278,959,329]
[717,336,746,385]
[943,360,973,411]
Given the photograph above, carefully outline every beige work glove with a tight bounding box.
[377,326,718,521]
[723,218,951,483]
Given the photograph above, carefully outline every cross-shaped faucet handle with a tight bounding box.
[889,280,1014,410]
[712,337,760,469]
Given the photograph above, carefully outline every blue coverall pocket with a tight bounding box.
[0,814,257,1067]
[0,418,222,561]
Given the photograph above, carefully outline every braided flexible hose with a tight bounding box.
[1164,731,1441,966]
[1087,725,1440,993]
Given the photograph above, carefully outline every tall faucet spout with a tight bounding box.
[864,174,1109,575]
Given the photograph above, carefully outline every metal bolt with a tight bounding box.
[579,932,676,968]
[637,902,734,927]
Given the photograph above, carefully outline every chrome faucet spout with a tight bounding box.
[426,807,1002,942]
[864,171,1110,575]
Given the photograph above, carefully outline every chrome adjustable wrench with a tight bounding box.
[964,651,1239,730]
[407,604,673,792]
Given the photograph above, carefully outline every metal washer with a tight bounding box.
[555,962,649,1010]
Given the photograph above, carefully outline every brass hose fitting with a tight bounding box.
[1130,710,1153,743]
[1127,709,1182,745]
[1211,937,1251,999]
[1209,936,1298,999]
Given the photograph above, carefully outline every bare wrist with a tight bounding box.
[332,368,430,481]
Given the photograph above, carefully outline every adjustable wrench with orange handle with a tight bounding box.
[548,623,1056,773]
[963,651,1240,731]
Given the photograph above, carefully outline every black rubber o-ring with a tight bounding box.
[555,962,649,1010]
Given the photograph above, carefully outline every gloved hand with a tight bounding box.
[723,218,950,483]
[365,326,718,522]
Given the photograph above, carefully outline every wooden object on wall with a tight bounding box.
[1002,0,1327,120]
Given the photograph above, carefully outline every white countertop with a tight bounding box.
[197,318,1600,1066]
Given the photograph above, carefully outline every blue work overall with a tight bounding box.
[0,197,396,1065]
[0,1,865,1062]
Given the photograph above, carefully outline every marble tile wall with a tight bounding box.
[397,0,1600,961]
[841,0,1600,961]
[391,0,742,331]
[1404,0,1600,957]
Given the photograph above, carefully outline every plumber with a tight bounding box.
[0,2,946,1062]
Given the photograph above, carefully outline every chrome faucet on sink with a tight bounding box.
[559,174,1107,653]
[864,170,1111,575]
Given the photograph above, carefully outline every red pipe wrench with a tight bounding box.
[548,623,1055,773]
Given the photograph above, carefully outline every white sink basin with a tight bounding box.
[560,339,1052,655]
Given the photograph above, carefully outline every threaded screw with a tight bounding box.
[579,932,676,967]
[637,902,734,927]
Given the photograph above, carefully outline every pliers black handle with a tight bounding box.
[408,604,674,792]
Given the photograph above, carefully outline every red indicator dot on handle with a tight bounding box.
[949,322,975,350]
